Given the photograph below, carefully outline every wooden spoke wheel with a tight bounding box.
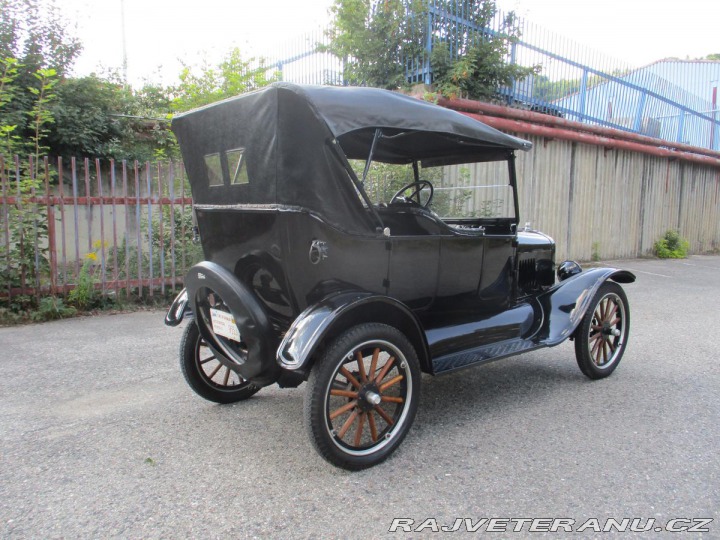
[574,282,630,379]
[180,322,260,403]
[304,323,420,470]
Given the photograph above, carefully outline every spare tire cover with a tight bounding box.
[185,261,276,380]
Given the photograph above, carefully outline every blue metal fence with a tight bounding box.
[263,1,720,150]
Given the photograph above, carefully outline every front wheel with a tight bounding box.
[180,322,260,403]
[574,281,630,379]
[304,323,421,470]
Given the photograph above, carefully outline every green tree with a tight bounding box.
[170,47,280,112]
[47,75,175,161]
[0,56,21,156]
[48,75,129,159]
[28,67,57,159]
[0,0,81,145]
[0,0,81,76]
[0,60,58,307]
[428,2,538,100]
[47,47,279,161]
[325,0,426,89]
[325,0,538,99]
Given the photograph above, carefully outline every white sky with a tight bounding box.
[62,0,334,85]
[59,0,719,87]
[504,0,719,65]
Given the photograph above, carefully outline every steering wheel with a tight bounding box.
[390,180,434,209]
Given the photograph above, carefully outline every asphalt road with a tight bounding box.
[1,256,719,539]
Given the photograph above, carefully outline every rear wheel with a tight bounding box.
[574,282,630,379]
[180,322,260,403]
[304,323,421,470]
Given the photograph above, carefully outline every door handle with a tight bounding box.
[309,240,328,264]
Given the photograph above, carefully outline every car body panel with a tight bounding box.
[277,290,430,375]
[536,268,635,346]
[270,267,635,377]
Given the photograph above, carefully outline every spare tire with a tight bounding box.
[185,261,279,385]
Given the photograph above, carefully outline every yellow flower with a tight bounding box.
[85,252,98,262]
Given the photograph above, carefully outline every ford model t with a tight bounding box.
[165,83,634,470]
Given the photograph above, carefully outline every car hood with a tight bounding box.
[517,230,555,249]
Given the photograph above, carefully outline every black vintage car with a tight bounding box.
[165,83,634,470]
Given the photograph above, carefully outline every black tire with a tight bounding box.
[304,323,421,470]
[574,281,630,380]
[180,322,260,403]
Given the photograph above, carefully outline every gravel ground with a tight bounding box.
[1,256,718,539]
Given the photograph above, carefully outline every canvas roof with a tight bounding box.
[172,83,531,234]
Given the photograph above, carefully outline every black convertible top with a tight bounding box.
[281,84,531,158]
[172,83,531,234]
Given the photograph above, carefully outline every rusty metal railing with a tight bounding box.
[0,155,197,303]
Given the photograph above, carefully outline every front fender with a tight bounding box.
[536,267,635,346]
[277,291,430,374]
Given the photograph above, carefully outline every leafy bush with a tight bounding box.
[68,252,99,309]
[31,296,76,321]
[654,230,690,259]
[430,39,539,101]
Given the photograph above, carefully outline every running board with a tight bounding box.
[431,337,544,374]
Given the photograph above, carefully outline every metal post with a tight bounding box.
[509,41,517,106]
[71,157,80,276]
[96,159,106,298]
[676,110,686,143]
[633,91,648,133]
[578,69,588,123]
[134,162,142,297]
[157,162,165,295]
[110,160,119,298]
[44,158,57,296]
[145,163,153,296]
[169,162,176,291]
[58,158,67,295]
[425,1,433,85]
[711,86,718,150]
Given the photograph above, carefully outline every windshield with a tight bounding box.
[350,159,516,220]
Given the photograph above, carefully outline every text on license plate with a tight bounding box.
[210,308,240,342]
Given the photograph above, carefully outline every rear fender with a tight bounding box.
[164,288,192,326]
[536,267,635,346]
[277,291,431,375]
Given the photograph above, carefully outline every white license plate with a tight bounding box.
[210,308,240,342]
